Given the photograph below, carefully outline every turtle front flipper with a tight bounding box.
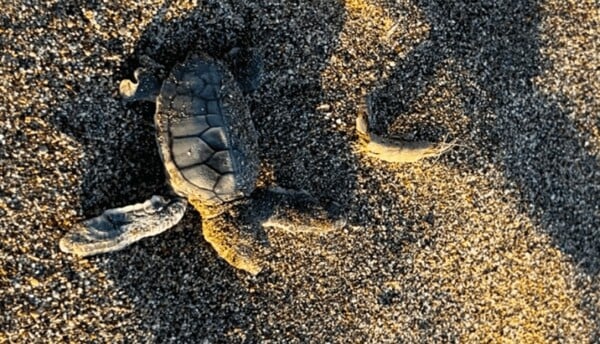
[257,188,346,234]
[195,201,267,275]
[60,196,188,257]
[356,113,455,163]
[191,190,344,275]
[356,96,455,163]
[201,212,265,276]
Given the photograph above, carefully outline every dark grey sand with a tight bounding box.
[1,0,599,342]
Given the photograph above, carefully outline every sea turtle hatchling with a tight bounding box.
[59,51,343,275]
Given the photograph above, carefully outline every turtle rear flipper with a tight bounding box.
[225,47,263,94]
[119,68,161,103]
[60,196,188,257]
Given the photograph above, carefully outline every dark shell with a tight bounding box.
[155,56,259,204]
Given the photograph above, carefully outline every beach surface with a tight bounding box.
[1,0,599,342]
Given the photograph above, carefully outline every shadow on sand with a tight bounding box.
[51,0,351,340]
[369,0,600,277]
[49,0,598,340]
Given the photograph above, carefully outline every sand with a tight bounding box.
[1,0,599,342]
